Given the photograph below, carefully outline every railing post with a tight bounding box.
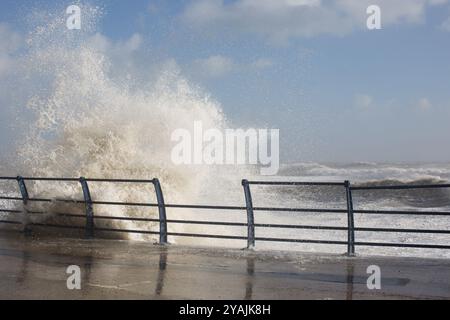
[345,180,356,256]
[242,179,255,249]
[153,178,168,245]
[17,176,31,235]
[79,177,94,238]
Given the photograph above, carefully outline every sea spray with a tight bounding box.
[0,3,254,242]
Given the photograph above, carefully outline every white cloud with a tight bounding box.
[417,98,432,110]
[354,94,373,110]
[194,55,235,77]
[182,0,449,43]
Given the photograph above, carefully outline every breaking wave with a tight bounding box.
[0,3,253,242]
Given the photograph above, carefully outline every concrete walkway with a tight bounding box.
[0,231,449,299]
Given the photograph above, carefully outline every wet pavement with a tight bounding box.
[0,231,449,299]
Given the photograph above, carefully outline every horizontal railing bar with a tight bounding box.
[3,197,159,207]
[4,178,446,189]
[2,210,245,226]
[164,204,246,210]
[255,223,347,230]
[7,206,449,216]
[255,237,348,245]
[23,178,80,182]
[1,210,61,215]
[355,242,450,249]
[2,199,245,210]
[167,232,247,240]
[247,181,345,186]
[0,201,242,210]
[91,200,158,207]
[0,219,246,234]
[1,210,241,224]
[31,213,160,223]
[30,223,160,235]
[41,213,82,218]
[253,207,347,213]
[31,223,85,230]
[0,197,23,201]
[352,184,450,191]
[166,219,246,227]
[7,204,448,216]
[0,220,22,225]
[355,227,450,234]
[93,227,159,235]
[0,177,157,183]
[42,213,160,223]
[1,210,161,223]
[85,178,155,183]
[354,209,450,216]
[28,198,56,203]
[95,215,159,222]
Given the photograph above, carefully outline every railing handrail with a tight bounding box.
[246,181,346,186]
[351,184,450,190]
[0,176,449,256]
[3,176,449,189]
[0,176,156,183]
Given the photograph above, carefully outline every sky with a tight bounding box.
[0,0,449,163]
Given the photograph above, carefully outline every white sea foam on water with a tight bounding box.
[279,162,450,184]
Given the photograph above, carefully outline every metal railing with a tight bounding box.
[0,176,449,256]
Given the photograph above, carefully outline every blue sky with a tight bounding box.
[0,0,450,163]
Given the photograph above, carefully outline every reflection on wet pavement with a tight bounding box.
[0,232,448,300]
